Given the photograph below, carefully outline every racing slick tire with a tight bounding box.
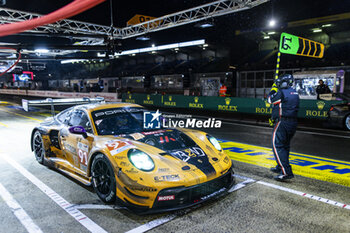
[344,114,350,131]
[32,131,45,164]
[91,154,117,203]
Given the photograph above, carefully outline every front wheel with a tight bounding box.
[344,114,350,131]
[32,131,45,164]
[91,154,116,203]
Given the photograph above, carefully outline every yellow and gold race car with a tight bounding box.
[31,102,234,213]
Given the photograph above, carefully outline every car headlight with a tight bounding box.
[207,135,222,151]
[128,149,155,172]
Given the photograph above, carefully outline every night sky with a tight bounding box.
[5,0,350,28]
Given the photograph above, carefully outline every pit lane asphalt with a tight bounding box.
[0,102,349,233]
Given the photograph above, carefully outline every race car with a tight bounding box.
[31,102,235,213]
[327,93,350,131]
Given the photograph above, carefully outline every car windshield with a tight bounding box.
[91,107,156,135]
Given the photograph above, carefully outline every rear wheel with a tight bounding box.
[345,114,350,131]
[32,131,45,164]
[91,154,116,203]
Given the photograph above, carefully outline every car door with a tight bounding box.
[60,109,94,175]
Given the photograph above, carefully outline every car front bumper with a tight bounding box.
[122,166,235,214]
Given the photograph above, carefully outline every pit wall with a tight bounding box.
[0,89,120,102]
[122,93,345,119]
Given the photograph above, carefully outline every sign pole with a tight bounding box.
[275,51,281,80]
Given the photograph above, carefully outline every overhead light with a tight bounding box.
[267,31,276,35]
[114,39,205,56]
[34,48,49,53]
[200,23,214,28]
[268,19,276,27]
[202,47,206,50]
[151,51,157,54]
[312,28,322,33]
[196,20,215,28]
[264,35,270,39]
[322,24,332,28]
[97,52,106,57]
[152,44,155,47]
[131,53,136,56]
[61,59,87,64]
[136,35,150,41]
[203,44,209,47]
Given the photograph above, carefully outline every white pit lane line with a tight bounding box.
[0,154,108,233]
[0,183,43,233]
[235,174,350,210]
[257,180,350,210]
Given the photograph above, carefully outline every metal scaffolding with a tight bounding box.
[0,0,269,40]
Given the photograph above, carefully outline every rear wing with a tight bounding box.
[22,97,105,115]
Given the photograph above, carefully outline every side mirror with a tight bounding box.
[69,126,88,138]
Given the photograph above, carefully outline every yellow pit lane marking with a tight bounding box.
[219,140,350,187]
[0,109,42,122]
[0,122,8,127]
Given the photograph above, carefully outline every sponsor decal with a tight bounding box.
[73,155,79,166]
[125,94,135,103]
[189,97,204,108]
[106,141,133,156]
[305,101,328,118]
[143,95,154,105]
[129,186,158,192]
[158,168,170,172]
[158,195,175,201]
[129,133,145,140]
[119,161,130,167]
[317,101,326,110]
[154,174,180,182]
[142,129,166,135]
[164,95,176,106]
[94,108,141,118]
[63,142,76,154]
[171,146,206,162]
[223,156,230,164]
[125,168,139,173]
[218,98,238,112]
[80,164,87,172]
[256,100,272,114]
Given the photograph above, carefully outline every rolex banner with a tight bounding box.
[122,93,344,119]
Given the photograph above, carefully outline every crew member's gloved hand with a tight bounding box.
[269,118,275,127]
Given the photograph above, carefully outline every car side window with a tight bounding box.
[67,110,92,133]
[56,109,71,123]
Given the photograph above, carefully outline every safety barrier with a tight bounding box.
[122,93,345,119]
[0,89,120,102]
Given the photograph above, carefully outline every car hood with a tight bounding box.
[122,129,218,177]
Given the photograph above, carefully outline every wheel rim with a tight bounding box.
[346,116,350,130]
[92,160,112,195]
[33,133,44,161]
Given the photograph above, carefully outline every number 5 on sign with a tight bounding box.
[279,32,325,58]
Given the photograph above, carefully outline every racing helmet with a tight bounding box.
[275,74,294,89]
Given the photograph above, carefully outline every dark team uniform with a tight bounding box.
[267,87,300,177]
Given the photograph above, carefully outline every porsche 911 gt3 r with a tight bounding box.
[31,102,235,213]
